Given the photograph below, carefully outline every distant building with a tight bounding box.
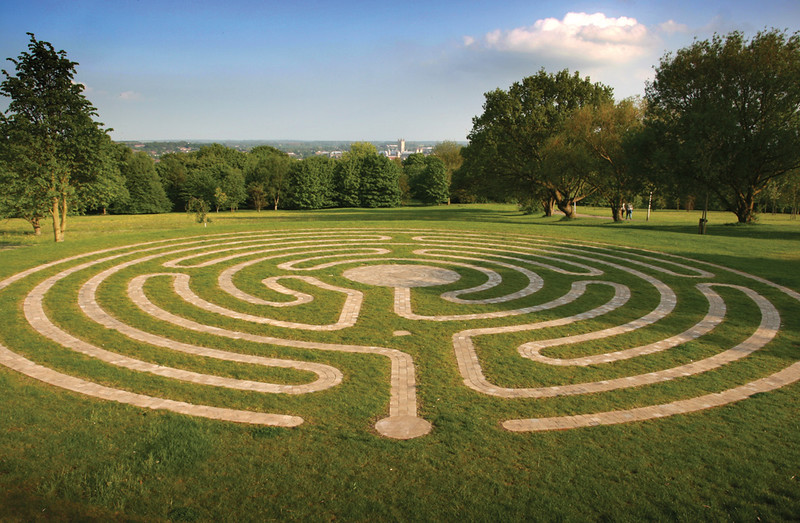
[382,138,418,160]
[315,150,343,159]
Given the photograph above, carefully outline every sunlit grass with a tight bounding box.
[0,205,798,520]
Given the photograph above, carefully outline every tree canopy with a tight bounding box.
[645,29,800,223]
[463,68,613,216]
[0,33,109,240]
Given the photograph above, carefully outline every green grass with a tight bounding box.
[1,205,799,521]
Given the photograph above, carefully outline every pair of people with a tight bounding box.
[622,202,633,220]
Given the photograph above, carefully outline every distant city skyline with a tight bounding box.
[2,0,798,142]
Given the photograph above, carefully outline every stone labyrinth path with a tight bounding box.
[1,229,798,439]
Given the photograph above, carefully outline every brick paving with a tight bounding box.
[0,229,797,439]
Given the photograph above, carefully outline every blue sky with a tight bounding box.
[2,0,798,141]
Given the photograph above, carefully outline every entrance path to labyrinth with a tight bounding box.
[1,229,798,439]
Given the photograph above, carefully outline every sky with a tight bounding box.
[1,0,799,142]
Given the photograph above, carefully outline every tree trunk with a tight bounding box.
[29,217,42,236]
[735,196,756,223]
[51,197,63,242]
[541,196,554,217]
[59,196,68,238]
[274,196,279,211]
[610,197,624,222]
[556,199,576,219]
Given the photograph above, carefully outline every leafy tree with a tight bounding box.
[331,142,400,208]
[181,168,217,209]
[0,144,50,234]
[213,187,228,213]
[0,33,110,241]
[156,153,188,210]
[358,153,401,208]
[77,137,130,215]
[284,156,334,210]
[404,155,449,204]
[432,141,463,204]
[187,196,210,226]
[538,134,599,218]
[246,146,292,210]
[333,142,377,207]
[115,151,171,214]
[566,99,645,221]
[248,183,268,212]
[402,153,427,198]
[464,68,613,216]
[195,143,246,171]
[645,29,800,223]
[221,169,246,211]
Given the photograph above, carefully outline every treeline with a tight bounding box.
[74,140,458,216]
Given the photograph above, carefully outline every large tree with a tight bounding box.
[333,142,377,207]
[464,68,613,217]
[115,151,171,214]
[537,133,599,218]
[404,154,449,205]
[358,153,401,208]
[0,34,109,241]
[284,155,334,210]
[566,99,645,221]
[645,29,800,223]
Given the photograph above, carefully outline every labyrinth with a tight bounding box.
[1,228,798,440]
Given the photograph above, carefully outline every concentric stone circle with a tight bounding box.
[1,228,797,439]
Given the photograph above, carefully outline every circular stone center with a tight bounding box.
[343,264,461,288]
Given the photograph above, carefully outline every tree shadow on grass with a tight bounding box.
[514,214,800,242]
[225,206,524,224]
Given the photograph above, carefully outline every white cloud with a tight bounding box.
[468,12,654,64]
[657,20,689,35]
[119,90,142,101]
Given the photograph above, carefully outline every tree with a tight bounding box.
[116,151,171,214]
[0,34,109,241]
[213,186,228,213]
[645,29,800,223]
[566,99,646,221]
[187,196,209,227]
[156,153,188,210]
[77,137,130,215]
[0,143,50,234]
[432,141,463,204]
[221,169,246,211]
[464,69,613,217]
[538,134,599,218]
[404,154,449,205]
[246,146,292,210]
[333,142,378,207]
[248,183,268,212]
[181,168,217,209]
[402,153,427,200]
[284,156,334,210]
[358,154,401,208]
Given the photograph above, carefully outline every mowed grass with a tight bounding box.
[0,205,799,521]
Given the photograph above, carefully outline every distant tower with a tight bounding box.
[399,138,406,154]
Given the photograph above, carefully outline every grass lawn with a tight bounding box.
[0,204,798,521]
